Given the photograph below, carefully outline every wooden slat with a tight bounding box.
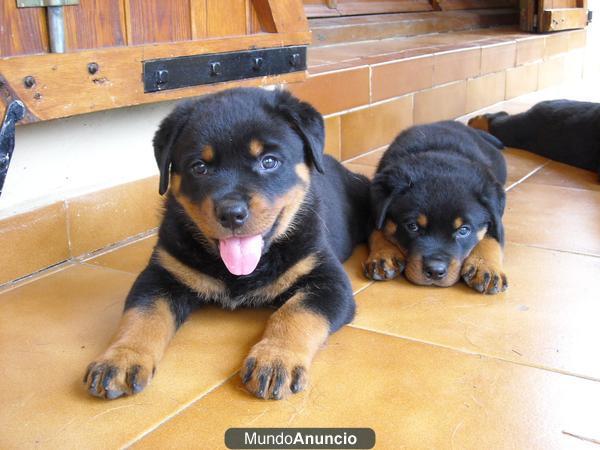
[0,1,48,57]
[0,32,310,123]
[207,0,248,37]
[127,0,192,44]
[437,0,517,10]
[335,0,433,14]
[519,0,536,31]
[253,0,310,33]
[539,7,588,30]
[63,0,126,51]
[304,0,341,17]
[190,0,207,39]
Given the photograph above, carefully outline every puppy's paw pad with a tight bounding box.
[462,260,508,295]
[241,341,308,400]
[84,348,155,399]
[363,256,404,281]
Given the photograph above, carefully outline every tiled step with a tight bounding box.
[309,9,519,45]
[0,27,590,287]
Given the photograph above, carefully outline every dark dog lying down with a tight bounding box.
[364,121,508,295]
[84,88,370,400]
[469,99,600,177]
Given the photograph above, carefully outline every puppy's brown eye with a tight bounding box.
[260,155,279,171]
[190,161,208,176]
[405,222,419,233]
[456,225,471,238]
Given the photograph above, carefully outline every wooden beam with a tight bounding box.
[252,0,309,33]
[0,32,310,124]
[540,7,588,30]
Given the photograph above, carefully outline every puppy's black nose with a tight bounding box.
[216,199,249,229]
[423,259,448,280]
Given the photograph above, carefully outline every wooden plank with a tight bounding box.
[207,0,248,37]
[127,0,192,44]
[540,7,588,30]
[0,32,310,123]
[519,0,536,31]
[437,0,517,10]
[190,0,208,39]
[63,0,126,51]
[0,1,48,57]
[304,0,341,17]
[335,0,433,14]
[253,0,310,33]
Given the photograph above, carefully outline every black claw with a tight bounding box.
[271,366,286,400]
[102,366,117,390]
[463,266,476,281]
[105,388,124,400]
[128,365,143,394]
[242,358,256,384]
[482,272,491,290]
[257,371,269,398]
[290,367,305,393]
[89,368,103,393]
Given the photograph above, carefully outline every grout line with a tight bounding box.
[505,161,549,191]
[342,144,388,164]
[352,281,374,296]
[347,323,600,383]
[506,241,600,259]
[0,260,74,294]
[121,372,240,449]
[77,228,158,263]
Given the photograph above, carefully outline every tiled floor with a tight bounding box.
[2,88,600,449]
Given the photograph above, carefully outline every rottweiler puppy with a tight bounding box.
[84,88,369,400]
[364,121,508,295]
[469,99,600,177]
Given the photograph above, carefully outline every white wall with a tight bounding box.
[0,99,178,219]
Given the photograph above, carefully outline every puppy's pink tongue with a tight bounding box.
[219,235,264,276]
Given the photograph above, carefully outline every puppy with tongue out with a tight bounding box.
[84,88,370,402]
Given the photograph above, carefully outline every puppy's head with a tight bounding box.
[153,88,324,276]
[371,156,504,287]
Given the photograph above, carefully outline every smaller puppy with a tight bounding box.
[364,121,508,295]
[469,99,600,177]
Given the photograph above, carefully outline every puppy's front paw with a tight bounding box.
[364,255,404,281]
[241,340,308,400]
[84,347,155,399]
[461,257,508,295]
[467,114,491,132]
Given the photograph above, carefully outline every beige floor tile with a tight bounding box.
[504,183,600,256]
[0,264,271,449]
[343,162,376,179]
[133,327,600,450]
[85,234,158,274]
[353,243,600,380]
[503,147,548,188]
[524,161,600,192]
[348,148,386,166]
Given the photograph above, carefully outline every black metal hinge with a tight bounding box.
[143,46,307,93]
[0,101,26,198]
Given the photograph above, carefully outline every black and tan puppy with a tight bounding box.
[364,121,508,295]
[469,99,600,177]
[84,88,369,400]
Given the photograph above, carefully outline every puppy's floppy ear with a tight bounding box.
[370,166,412,230]
[275,90,325,174]
[153,101,195,195]
[478,180,506,244]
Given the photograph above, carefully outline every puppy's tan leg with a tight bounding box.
[468,115,491,132]
[364,229,406,281]
[84,298,176,399]
[241,293,329,400]
[461,237,508,295]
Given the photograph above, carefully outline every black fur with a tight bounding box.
[481,100,600,176]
